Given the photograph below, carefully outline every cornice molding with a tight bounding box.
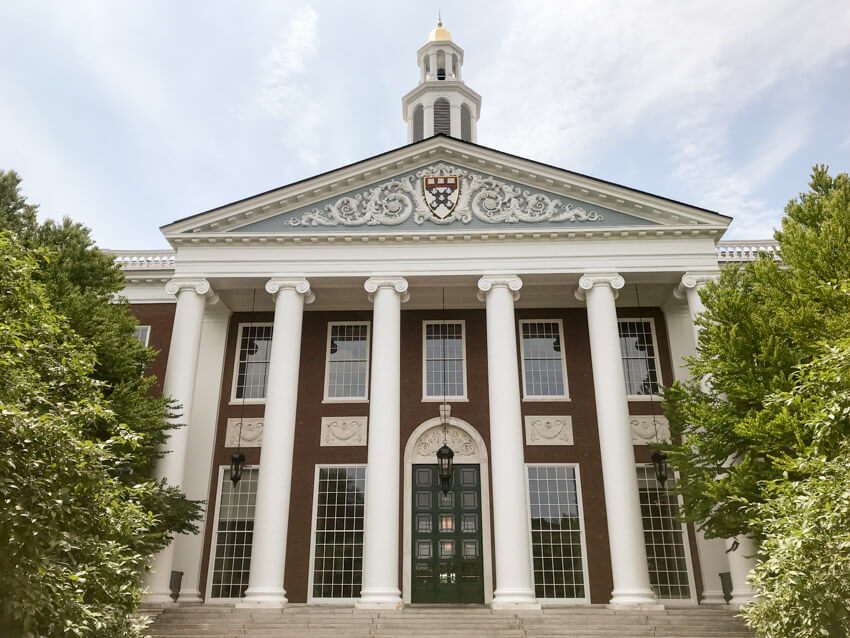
[265,276,315,304]
[574,273,625,301]
[477,274,523,302]
[364,276,410,303]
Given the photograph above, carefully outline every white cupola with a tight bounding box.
[402,21,482,143]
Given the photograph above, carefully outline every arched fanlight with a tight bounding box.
[651,450,669,487]
[230,451,246,487]
[437,443,454,495]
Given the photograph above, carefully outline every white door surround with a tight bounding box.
[402,417,493,605]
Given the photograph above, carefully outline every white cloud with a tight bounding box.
[255,5,324,166]
[475,0,850,237]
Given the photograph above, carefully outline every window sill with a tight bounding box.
[626,395,663,402]
[321,398,370,404]
[228,399,266,406]
[422,397,469,403]
[522,396,571,402]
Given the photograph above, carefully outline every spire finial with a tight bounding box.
[438,11,442,27]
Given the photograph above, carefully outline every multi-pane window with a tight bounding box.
[520,320,568,398]
[325,323,370,400]
[618,319,661,396]
[423,321,466,399]
[133,325,150,346]
[310,466,366,600]
[209,467,258,599]
[527,465,587,600]
[637,465,693,600]
[233,324,273,401]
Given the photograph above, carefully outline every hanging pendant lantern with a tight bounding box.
[651,450,669,487]
[230,451,246,487]
[437,443,454,494]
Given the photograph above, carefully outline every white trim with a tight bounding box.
[307,464,368,605]
[229,322,274,405]
[205,464,260,603]
[402,417,493,605]
[618,317,664,400]
[421,319,468,401]
[636,463,698,605]
[518,319,570,401]
[523,463,591,605]
[323,321,371,402]
[133,324,151,347]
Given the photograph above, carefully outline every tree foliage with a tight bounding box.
[663,165,850,538]
[0,233,153,636]
[662,166,850,636]
[0,171,200,635]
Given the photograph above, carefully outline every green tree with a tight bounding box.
[0,172,201,633]
[744,340,850,637]
[663,165,850,539]
[662,166,850,635]
[0,232,153,636]
[0,170,199,534]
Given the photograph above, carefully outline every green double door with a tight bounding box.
[411,464,485,604]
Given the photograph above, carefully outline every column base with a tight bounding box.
[700,590,728,605]
[609,587,660,607]
[355,588,402,609]
[143,592,179,606]
[728,590,755,607]
[491,588,540,610]
[176,589,203,604]
[237,586,288,608]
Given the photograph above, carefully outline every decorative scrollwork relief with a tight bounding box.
[225,418,264,447]
[629,415,671,445]
[524,416,574,446]
[321,417,368,447]
[280,162,603,228]
[412,425,477,462]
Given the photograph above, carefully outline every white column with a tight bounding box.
[449,103,462,138]
[172,303,232,603]
[674,272,716,344]
[240,277,314,607]
[429,52,438,80]
[477,275,540,610]
[145,278,216,603]
[423,101,435,138]
[726,536,757,606]
[356,276,409,609]
[576,273,657,606]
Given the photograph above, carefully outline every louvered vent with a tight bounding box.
[413,105,424,142]
[434,98,451,136]
[461,105,472,141]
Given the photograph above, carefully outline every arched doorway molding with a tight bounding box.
[402,416,493,604]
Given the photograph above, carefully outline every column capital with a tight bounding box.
[365,276,409,303]
[165,277,214,298]
[673,271,718,299]
[574,273,624,301]
[477,275,522,302]
[265,276,315,304]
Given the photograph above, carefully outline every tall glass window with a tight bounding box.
[527,465,587,600]
[423,321,466,399]
[637,465,693,599]
[520,320,568,398]
[133,325,150,346]
[209,467,258,599]
[618,319,661,396]
[324,323,370,400]
[233,324,273,400]
[311,466,366,600]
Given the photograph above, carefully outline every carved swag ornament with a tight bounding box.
[281,163,603,228]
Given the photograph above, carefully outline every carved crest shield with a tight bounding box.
[423,175,460,219]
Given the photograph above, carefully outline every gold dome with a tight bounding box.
[428,20,452,42]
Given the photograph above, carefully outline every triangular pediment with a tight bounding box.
[161,136,730,241]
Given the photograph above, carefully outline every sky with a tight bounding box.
[1,1,849,250]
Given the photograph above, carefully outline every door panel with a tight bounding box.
[412,464,484,603]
